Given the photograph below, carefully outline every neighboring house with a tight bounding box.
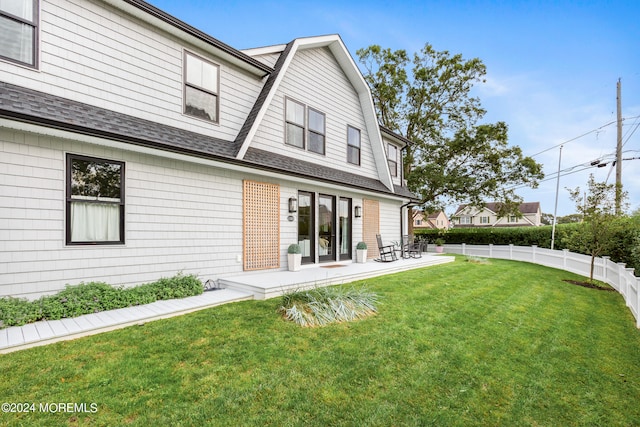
[0,0,415,299]
[413,210,450,229]
[451,202,542,228]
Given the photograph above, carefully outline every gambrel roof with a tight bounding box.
[0,1,413,199]
[236,35,395,192]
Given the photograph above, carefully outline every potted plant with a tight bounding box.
[434,238,445,254]
[287,243,302,271]
[355,241,368,263]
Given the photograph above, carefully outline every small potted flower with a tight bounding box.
[287,243,302,271]
[356,241,368,263]
[434,238,445,254]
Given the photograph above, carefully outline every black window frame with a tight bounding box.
[0,0,39,68]
[284,97,326,156]
[183,50,220,124]
[347,125,361,165]
[307,107,326,155]
[66,154,125,246]
[285,97,306,149]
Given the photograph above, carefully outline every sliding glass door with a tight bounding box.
[318,194,335,262]
[298,191,315,264]
[339,197,352,260]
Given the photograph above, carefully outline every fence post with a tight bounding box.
[489,244,493,258]
[509,244,513,260]
[532,245,537,263]
[602,256,610,282]
[636,278,640,329]
[563,249,568,270]
[461,243,466,256]
[624,268,634,299]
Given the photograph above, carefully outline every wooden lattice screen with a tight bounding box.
[243,180,280,271]
[362,199,380,258]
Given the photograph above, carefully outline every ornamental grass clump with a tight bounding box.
[279,285,378,327]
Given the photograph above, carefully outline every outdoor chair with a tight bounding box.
[402,235,422,259]
[375,234,398,262]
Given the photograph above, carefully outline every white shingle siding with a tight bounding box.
[0,128,403,299]
[251,47,379,180]
[0,0,264,142]
[0,129,249,299]
[380,200,403,242]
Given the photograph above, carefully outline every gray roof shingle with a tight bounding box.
[0,81,413,199]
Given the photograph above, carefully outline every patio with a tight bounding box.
[219,253,455,299]
[0,254,453,353]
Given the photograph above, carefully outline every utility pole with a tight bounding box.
[616,78,623,215]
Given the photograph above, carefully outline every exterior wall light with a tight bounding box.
[288,197,298,213]
[354,205,362,218]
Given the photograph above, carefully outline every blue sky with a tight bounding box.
[148,0,639,217]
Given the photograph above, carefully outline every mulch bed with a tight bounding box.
[562,279,615,291]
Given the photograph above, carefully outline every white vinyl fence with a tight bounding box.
[436,244,640,328]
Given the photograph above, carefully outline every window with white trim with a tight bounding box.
[480,216,490,224]
[0,0,38,67]
[66,154,125,245]
[184,51,219,123]
[459,216,472,224]
[347,126,361,165]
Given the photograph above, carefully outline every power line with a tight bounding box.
[528,115,640,158]
[507,151,638,192]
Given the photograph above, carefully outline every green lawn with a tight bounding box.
[1,258,639,426]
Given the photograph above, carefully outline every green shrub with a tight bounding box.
[145,273,204,300]
[0,273,204,329]
[0,297,42,328]
[287,244,301,254]
[39,282,122,320]
[356,241,367,250]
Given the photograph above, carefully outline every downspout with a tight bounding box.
[400,200,420,258]
[399,144,418,258]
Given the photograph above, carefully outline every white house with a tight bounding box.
[451,202,542,228]
[0,0,415,299]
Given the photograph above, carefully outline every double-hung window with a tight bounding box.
[66,154,125,245]
[307,108,326,155]
[459,216,472,225]
[184,51,219,123]
[0,0,38,67]
[347,126,361,165]
[388,144,398,177]
[285,98,326,155]
[285,98,305,149]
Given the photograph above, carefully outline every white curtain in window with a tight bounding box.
[340,217,349,253]
[0,0,33,20]
[71,202,120,242]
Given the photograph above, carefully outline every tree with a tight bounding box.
[541,213,554,225]
[557,214,582,224]
[565,174,628,281]
[357,44,543,223]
